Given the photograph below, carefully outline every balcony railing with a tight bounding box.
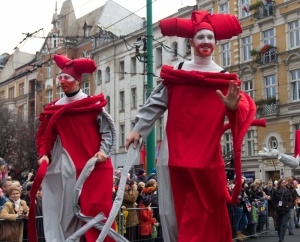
[255,47,277,65]
[253,2,275,20]
[256,99,279,116]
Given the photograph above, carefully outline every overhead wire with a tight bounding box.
[8,0,293,98]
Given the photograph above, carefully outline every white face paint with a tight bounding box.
[190,29,216,57]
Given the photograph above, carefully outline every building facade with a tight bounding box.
[1,0,300,181]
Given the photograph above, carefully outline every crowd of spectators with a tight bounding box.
[0,157,45,242]
[1,155,300,242]
[113,167,161,241]
[227,176,300,242]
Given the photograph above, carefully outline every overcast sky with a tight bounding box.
[0,0,195,55]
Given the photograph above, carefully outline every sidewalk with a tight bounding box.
[235,217,300,242]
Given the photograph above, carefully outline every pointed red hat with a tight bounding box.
[159,10,242,40]
[53,54,97,82]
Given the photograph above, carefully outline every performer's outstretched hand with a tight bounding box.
[125,131,140,149]
[216,80,241,111]
[38,155,49,165]
[94,151,107,162]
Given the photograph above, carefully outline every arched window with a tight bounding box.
[97,70,102,85]
[105,67,110,82]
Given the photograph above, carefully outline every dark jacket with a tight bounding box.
[272,187,293,214]
[263,186,276,209]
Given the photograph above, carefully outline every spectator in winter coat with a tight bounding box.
[272,179,293,242]
[0,184,29,241]
[263,180,277,230]
[138,196,159,242]
[122,179,139,241]
[136,169,148,184]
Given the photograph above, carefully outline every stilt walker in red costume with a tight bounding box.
[126,10,262,242]
[31,55,116,242]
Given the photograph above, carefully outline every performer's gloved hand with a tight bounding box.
[38,155,49,165]
[216,80,241,111]
[94,150,107,162]
[258,148,279,159]
[125,131,140,149]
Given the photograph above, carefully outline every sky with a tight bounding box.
[0,0,195,55]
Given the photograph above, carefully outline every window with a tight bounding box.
[243,79,254,98]
[240,0,251,18]
[18,105,24,120]
[46,89,52,103]
[19,83,24,96]
[119,124,125,146]
[84,25,90,38]
[8,87,14,98]
[223,133,233,155]
[131,57,136,75]
[265,74,276,98]
[120,91,125,111]
[294,123,300,132]
[219,2,229,14]
[263,28,275,46]
[46,66,53,78]
[291,69,300,101]
[97,70,102,85]
[52,34,57,48]
[105,67,110,82]
[221,42,230,67]
[82,82,90,95]
[131,88,136,109]
[246,130,255,156]
[156,116,164,141]
[241,36,251,62]
[119,61,125,80]
[156,47,162,68]
[184,38,191,55]
[171,41,178,58]
[289,20,300,49]
[56,86,64,99]
[0,91,4,99]
[268,136,278,149]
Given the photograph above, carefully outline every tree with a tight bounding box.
[0,101,38,180]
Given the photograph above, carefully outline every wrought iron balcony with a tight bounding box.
[256,97,279,116]
[253,2,275,20]
[255,47,277,65]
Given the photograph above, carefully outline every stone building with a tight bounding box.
[1,0,300,180]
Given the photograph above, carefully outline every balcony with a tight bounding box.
[256,47,277,65]
[256,97,279,116]
[251,46,277,65]
[251,1,275,20]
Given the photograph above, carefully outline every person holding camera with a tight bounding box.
[0,184,29,241]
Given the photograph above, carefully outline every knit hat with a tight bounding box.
[138,169,145,176]
[150,167,157,174]
[159,10,242,40]
[53,54,97,82]
[0,157,7,166]
[141,196,151,206]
